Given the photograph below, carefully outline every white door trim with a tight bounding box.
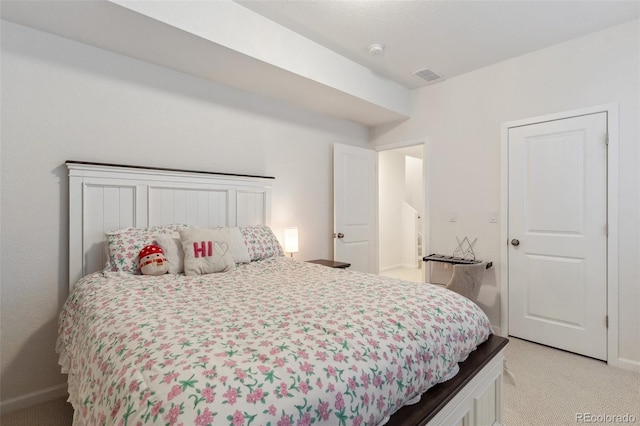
[376,138,431,278]
[500,103,619,366]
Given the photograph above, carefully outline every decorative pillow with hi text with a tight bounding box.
[156,227,249,273]
[240,225,284,261]
[180,228,235,276]
[105,224,191,274]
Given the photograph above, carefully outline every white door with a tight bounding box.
[508,112,607,360]
[334,143,377,273]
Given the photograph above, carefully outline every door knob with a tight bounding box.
[511,239,520,246]
[336,232,345,239]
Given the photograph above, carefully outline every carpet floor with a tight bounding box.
[1,337,638,425]
[503,337,639,425]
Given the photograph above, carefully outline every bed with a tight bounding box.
[59,161,507,425]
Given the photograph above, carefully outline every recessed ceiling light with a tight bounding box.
[368,43,385,56]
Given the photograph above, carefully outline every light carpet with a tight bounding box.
[0,397,73,426]
[504,337,640,425]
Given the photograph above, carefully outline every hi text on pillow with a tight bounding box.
[180,228,235,276]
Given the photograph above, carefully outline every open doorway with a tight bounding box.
[378,144,425,283]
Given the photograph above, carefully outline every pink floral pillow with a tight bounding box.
[105,224,191,274]
[240,225,284,261]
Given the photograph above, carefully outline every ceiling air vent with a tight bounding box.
[412,67,443,83]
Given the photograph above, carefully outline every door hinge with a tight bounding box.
[605,224,608,237]
[605,134,609,145]
[606,315,609,328]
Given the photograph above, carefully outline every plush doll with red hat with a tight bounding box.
[139,244,169,275]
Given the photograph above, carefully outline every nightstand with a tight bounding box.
[306,259,351,269]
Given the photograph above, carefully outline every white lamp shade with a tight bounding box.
[284,227,299,253]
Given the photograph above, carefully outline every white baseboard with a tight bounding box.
[617,357,640,373]
[0,383,68,415]
[379,264,402,272]
[379,264,418,272]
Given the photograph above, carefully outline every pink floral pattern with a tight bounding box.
[240,225,284,261]
[58,257,491,425]
[105,224,192,274]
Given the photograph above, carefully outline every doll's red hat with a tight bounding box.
[139,244,164,259]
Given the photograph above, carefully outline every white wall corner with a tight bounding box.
[491,324,502,337]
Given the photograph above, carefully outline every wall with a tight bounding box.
[404,156,423,266]
[378,150,405,270]
[0,21,369,408]
[405,156,423,216]
[379,151,424,271]
[372,20,640,369]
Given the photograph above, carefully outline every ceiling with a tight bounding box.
[238,0,640,89]
[2,1,638,127]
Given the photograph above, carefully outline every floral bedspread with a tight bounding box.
[57,257,492,426]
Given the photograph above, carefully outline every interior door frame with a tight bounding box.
[375,137,431,278]
[499,103,619,366]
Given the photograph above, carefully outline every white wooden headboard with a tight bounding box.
[67,161,274,288]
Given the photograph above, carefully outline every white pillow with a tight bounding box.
[180,228,235,276]
[155,233,184,274]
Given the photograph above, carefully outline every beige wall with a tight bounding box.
[372,20,640,369]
